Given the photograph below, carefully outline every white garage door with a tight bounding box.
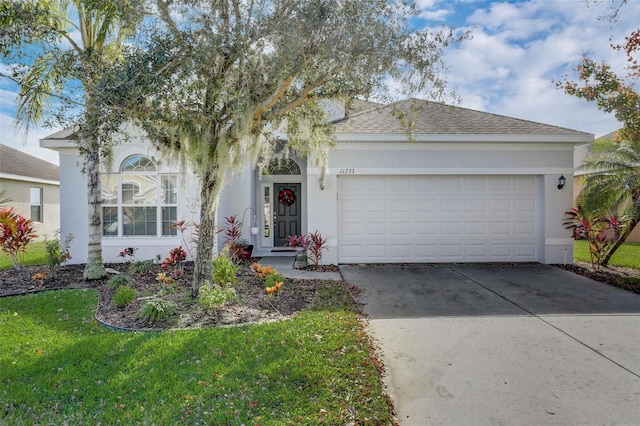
[338,175,540,263]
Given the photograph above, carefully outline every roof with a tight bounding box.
[0,144,59,182]
[333,98,593,138]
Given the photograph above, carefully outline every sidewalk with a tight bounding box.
[258,256,342,281]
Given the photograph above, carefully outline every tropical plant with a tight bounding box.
[564,207,616,268]
[169,219,198,260]
[160,246,187,277]
[128,259,156,275]
[43,231,73,273]
[107,274,132,289]
[0,0,146,279]
[138,299,175,324]
[197,281,237,309]
[218,214,249,262]
[575,138,640,265]
[0,207,38,269]
[31,271,46,285]
[250,262,274,279]
[264,271,285,289]
[113,286,137,307]
[286,233,310,268]
[307,230,328,266]
[0,190,11,206]
[118,247,138,263]
[212,252,239,286]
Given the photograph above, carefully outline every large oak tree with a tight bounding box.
[118,0,467,294]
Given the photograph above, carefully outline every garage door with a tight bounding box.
[338,175,540,263]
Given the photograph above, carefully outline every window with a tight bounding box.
[30,187,43,222]
[101,155,178,237]
[262,158,301,176]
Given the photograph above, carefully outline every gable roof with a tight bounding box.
[333,98,592,139]
[0,144,59,182]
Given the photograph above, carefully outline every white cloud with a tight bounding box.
[439,0,640,137]
[0,112,60,165]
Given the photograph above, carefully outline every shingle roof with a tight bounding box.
[333,98,592,137]
[0,144,59,181]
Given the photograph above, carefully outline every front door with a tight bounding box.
[274,183,301,246]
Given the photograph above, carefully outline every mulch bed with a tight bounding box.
[555,261,640,295]
[0,261,345,330]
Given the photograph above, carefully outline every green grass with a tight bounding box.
[574,240,640,268]
[0,288,393,424]
[0,241,48,270]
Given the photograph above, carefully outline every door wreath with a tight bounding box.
[278,188,296,206]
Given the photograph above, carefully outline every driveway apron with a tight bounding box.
[340,264,640,426]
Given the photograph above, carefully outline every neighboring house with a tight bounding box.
[41,98,593,265]
[0,144,60,239]
[573,130,640,243]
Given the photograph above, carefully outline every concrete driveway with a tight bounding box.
[340,264,640,426]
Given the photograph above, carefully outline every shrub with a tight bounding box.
[219,214,252,261]
[108,274,132,289]
[212,252,239,286]
[0,207,38,269]
[118,247,137,263]
[43,232,73,274]
[307,230,328,266]
[161,246,187,277]
[128,259,156,275]
[264,271,285,289]
[564,207,623,268]
[113,286,137,307]
[138,299,175,323]
[197,281,237,309]
[44,237,60,274]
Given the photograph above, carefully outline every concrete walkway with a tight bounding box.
[340,264,640,426]
[258,256,342,281]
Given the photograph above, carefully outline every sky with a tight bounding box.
[0,0,637,165]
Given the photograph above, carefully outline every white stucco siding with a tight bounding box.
[328,143,574,174]
[306,141,576,265]
[57,149,89,263]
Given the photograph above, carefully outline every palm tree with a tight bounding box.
[0,190,11,206]
[578,135,640,265]
[1,1,144,279]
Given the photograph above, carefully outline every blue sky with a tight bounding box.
[1,0,638,165]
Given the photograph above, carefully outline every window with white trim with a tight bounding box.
[30,187,43,222]
[101,155,178,237]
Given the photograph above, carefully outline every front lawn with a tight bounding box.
[573,240,640,269]
[0,289,393,424]
[0,241,48,270]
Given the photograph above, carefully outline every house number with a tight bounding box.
[339,168,356,174]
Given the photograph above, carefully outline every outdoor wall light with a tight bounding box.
[557,174,566,190]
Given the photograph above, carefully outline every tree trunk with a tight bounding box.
[192,170,217,297]
[83,140,107,280]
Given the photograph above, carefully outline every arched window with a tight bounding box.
[102,155,178,237]
[262,158,301,176]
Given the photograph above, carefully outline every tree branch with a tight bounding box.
[263,73,332,120]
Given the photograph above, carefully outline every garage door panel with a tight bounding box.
[415,222,437,235]
[338,175,540,263]
[465,199,487,212]
[441,199,463,212]
[416,200,437,212]
[465,222,487,235]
